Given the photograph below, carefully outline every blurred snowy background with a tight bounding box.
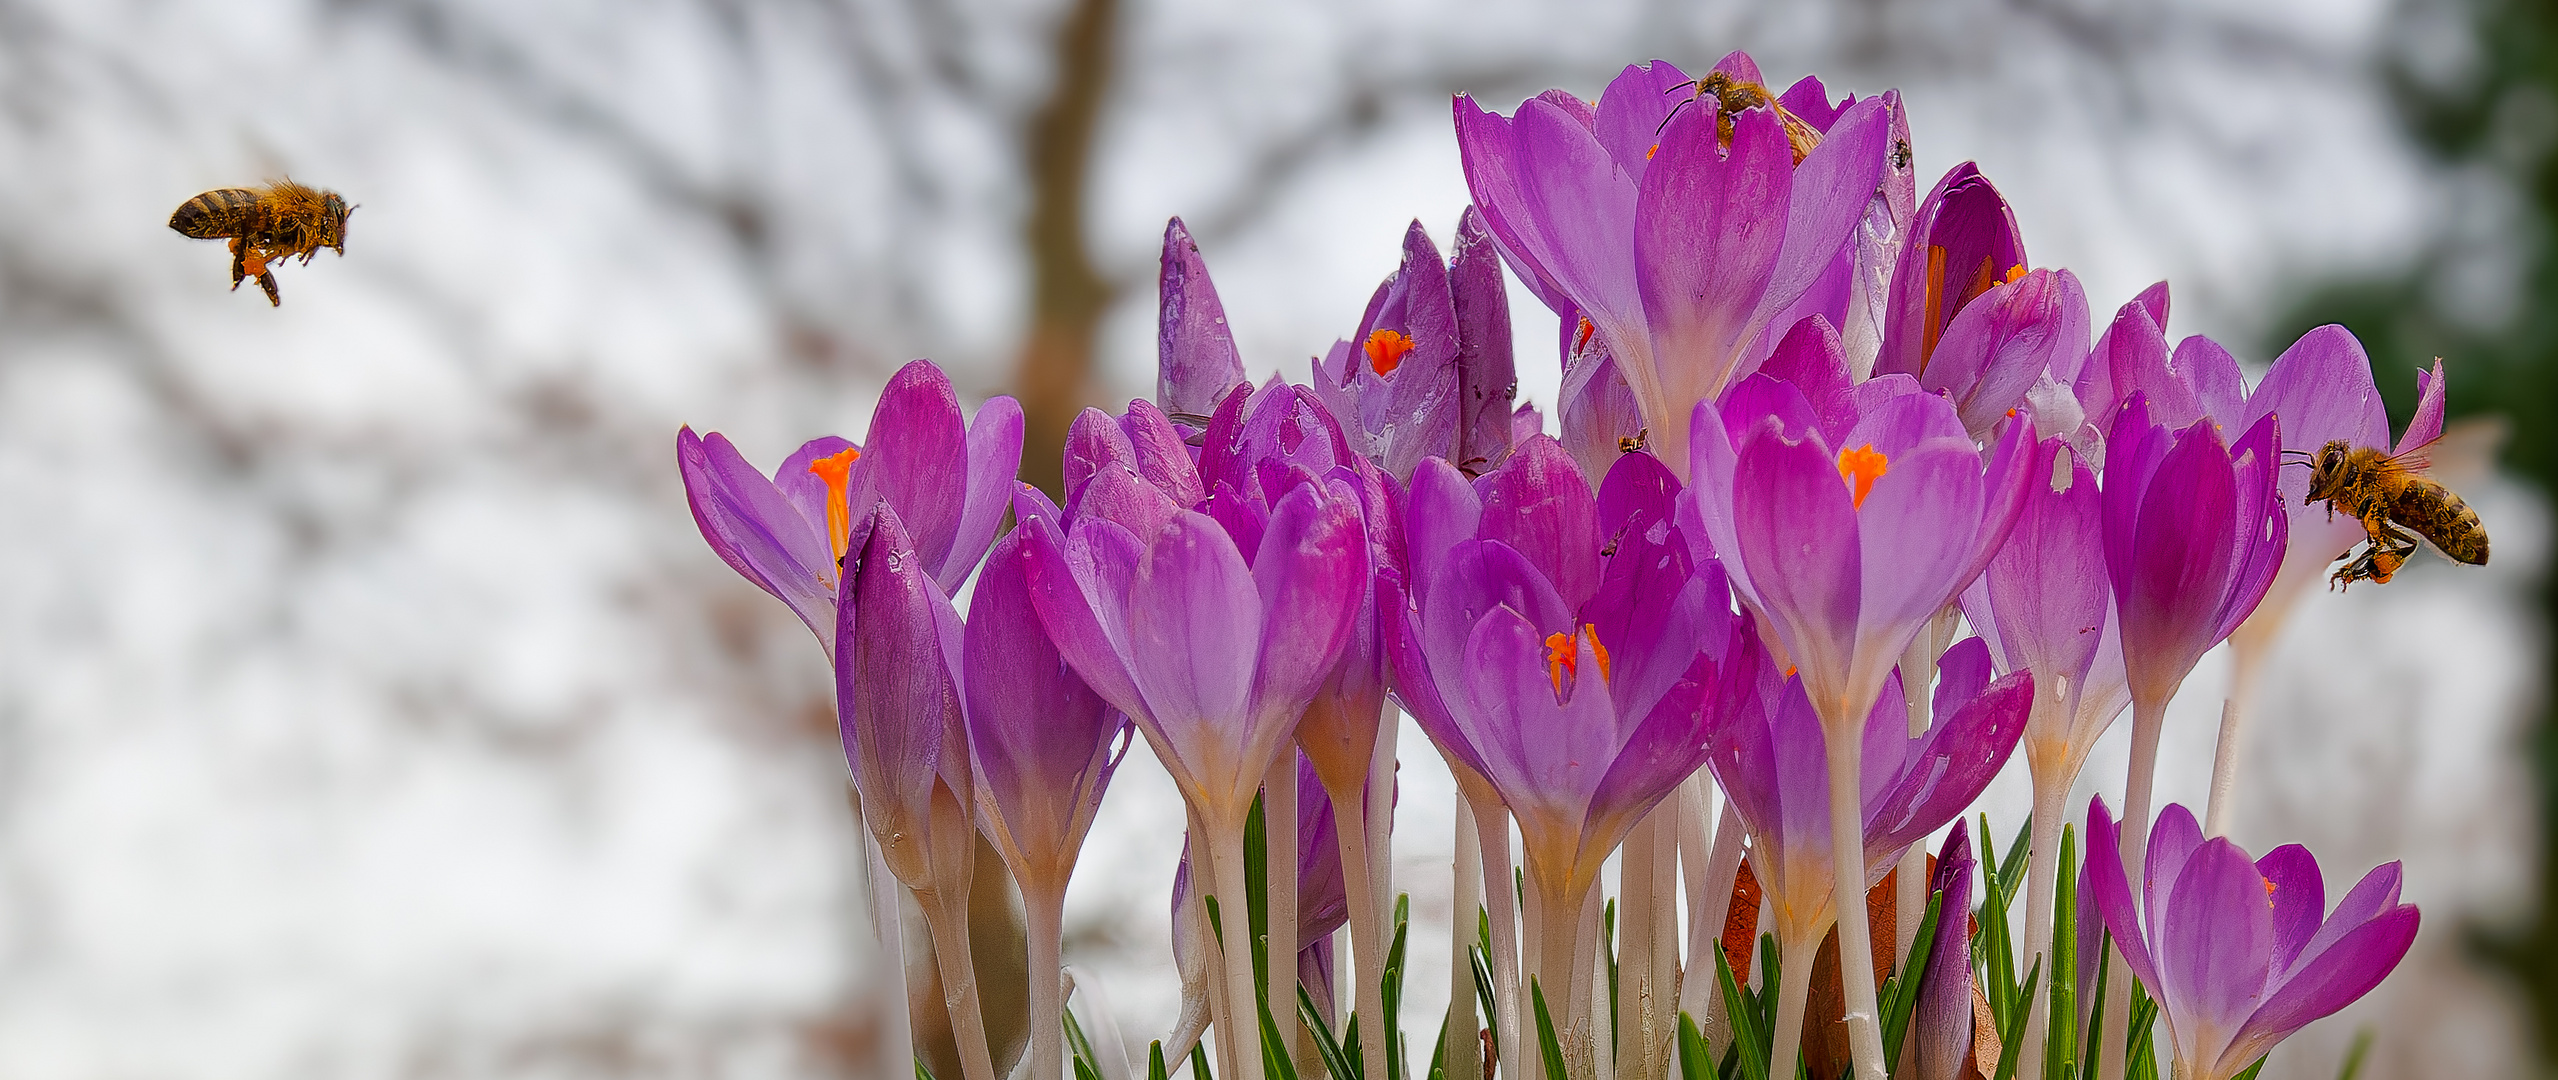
[0,0,2543,1077]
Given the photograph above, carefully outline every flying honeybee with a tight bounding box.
[2301,434,2490,588]
[168,180,353,306]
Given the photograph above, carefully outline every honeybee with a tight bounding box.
[2302,436,2491,588]
[1663,70,1825,163]
[168,180,353,306]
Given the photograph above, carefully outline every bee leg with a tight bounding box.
[257,269,281,307]
[227,237,248,289]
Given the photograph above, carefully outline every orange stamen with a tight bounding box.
[1573,316,1597,357]
[1545,631,1576,691]
[1543,625,1613,693]
[1365,329,1417,375]
[1837,444,1889,510]
[808,446,863,563]
[1920,245,1949,369]
[2004,263,2028,285]
[1645,143,1660,160]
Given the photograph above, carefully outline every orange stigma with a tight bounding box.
[1645,143,1660,160]
[808,446,862,563]
[1573,316,1597,357]
[1837,444,1888,510]
[1365,329,1417,375]
[1543,625,1611,693]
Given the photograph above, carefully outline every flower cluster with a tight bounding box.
[680,53,2436,1080]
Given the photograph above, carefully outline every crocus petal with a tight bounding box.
[1019,511,1148,725]
[1244,485,1368,738]
[1159,217,1247,419]
[1123,399,1208,509]
[1476,436,1604,610]
[678,427,838,644]
[1126,512,1263,796]
[1581,649,1718,861]
[855,360,972,584]
[1852,438,1985,647]
[1636,104,1789,412]
[2084,797,2165,996]
[2289,861,2405,977]
[2145,803,2208,956]
[1453,206,1521,476]
[2222,906,2418,1074]
[2256,844,2326,979]
[1511,96,1645,339]
[1593,60,1694,186]
[1863,670,2030,863]
[1916,822,1977,1080]
[966,528,1126,881]
[2161,839,2274,1044]
[2398,358,2448,457]
[839,505,961,846]
[1752,96,1889,338]
[1732,420,1861,716]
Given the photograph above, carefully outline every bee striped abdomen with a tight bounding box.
[169,188,261,238]
[2392,480,2490,565]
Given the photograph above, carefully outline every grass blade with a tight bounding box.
[1192,1043,1216,1080]
[2048,825,2079,1080]
[1470,945,1500,1049]
[1151,1042,1172,1080]
[2336,1028,2374,1080]
[1677,1012,1712,1080]
[1881,888,1944,1065]
[1990,957,2043,1080]
[1530,979,1571,1080]
[1713,946,1769,1080]
[1301,986,1358,1080]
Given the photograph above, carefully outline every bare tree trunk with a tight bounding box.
[1013,0,1121,497]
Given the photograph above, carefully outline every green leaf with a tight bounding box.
[1151,1041,1172,1080]
[2128,980,2161,1080]
[2078,929,2107,1080]
[1530,978,1571,1080]
[1261,984,1302,1080]
[1470,945,1500,1049]
[1978,814,2021,1039]
[1990,957,2043,1080]
[1077,1057,1108,1080]
[1246,793,1273,996]
[1755,934,1781,1041]
[1881,888,1944,1065]
[1426,1015,1450,1080]
[1065,996,1103,1072]
[2229,1059,2267,1080]
[916,1056,938,1080]
[2049,825,2080,1080]
[1385,897,1412,1080]
[1604,897,1621,1053]
[1301,985,1358,1080]
[2336,1027,2375,1080]
[1192,1043,1216,1080]
[1677,1013,1711,1080]
[1713,945,1769,1080]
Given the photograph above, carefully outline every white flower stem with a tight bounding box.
[2203,645,2265,840]
[1617,810,1659,1080]
[1764,929,1820,1080]
[1331,780,1392,1080]
[1470,793,1525,1080]
[1685,790,1747,1060]
[1209,822,1270,1080]
[2105,698,2171,1080]
[1266,758,1300,1068]
[1824,712,1889,1080]
[2014,774,2070,1080]
[923,887,1001,1080]
[1449,798,1485,1080]
[1025,882,1069,1080]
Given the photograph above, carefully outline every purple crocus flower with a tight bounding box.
[965,525,1133,1080]
[1683,320,2030,1077]
[1311,212,1517,481]
[2103,393,2287,729]
[1911,267,2091,441]
[2069,284,2247,442]
[1914,821,1977,1080]
[837,502,1003,1080]
[677,358,1024,656]
[1703,635,2026,1077]
[1018,443,1365,1080]
[1876,163,2028,384]
[1684,319,2035,736]
[2085,800,2419,1080]
[1159,217,1249,424]
[1965,437,2130,795]
[1455,54,1894,475]
[1390,438,1737,1073]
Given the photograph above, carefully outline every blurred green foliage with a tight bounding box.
[2264,0,2558,1060]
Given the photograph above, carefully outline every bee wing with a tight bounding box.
[2386,433,2440,476]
